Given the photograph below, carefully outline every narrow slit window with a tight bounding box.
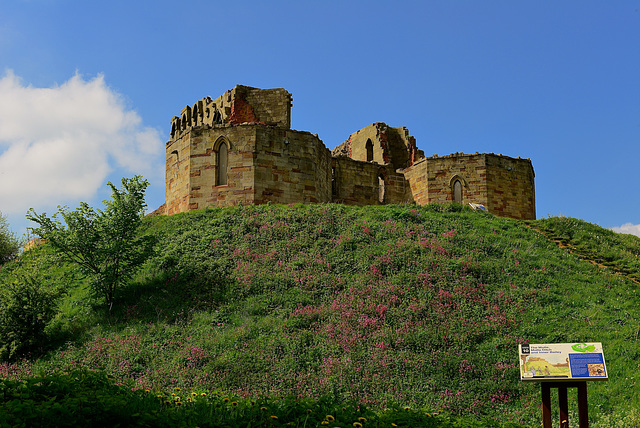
[217,142,228,185]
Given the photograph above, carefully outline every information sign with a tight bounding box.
[519,343,608,382]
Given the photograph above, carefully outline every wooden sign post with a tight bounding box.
[519,343,608,428]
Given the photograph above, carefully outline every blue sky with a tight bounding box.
[1,1,639,237]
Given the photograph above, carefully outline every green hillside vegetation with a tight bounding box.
[1,203,639,426]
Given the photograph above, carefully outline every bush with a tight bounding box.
[0,211,21,265]
[0,271,62,361]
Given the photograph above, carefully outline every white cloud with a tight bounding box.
[0,70,163,215]
[610,223,640,238]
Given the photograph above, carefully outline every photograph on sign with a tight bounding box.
[519,343,608,381]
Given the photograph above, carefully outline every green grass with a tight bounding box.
[1,203,639,426]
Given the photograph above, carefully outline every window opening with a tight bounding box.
[453,179,462,204]
[217,142,228,185]
[366,139,374,162]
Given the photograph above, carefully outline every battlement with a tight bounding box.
[170,85,292,140]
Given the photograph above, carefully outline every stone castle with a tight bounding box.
[155,85,536,220]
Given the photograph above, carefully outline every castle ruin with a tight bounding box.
[156,85,535,220]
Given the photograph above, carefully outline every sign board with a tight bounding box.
[519,343,608,382]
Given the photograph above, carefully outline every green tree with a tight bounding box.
[27,176,153,309]
[0,211,21,265]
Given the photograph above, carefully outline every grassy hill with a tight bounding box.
[1,204,639,426]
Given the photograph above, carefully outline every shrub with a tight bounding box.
[0,271,62,361]
[0,211,21,265]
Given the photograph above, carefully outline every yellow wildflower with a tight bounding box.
[270,416,278,420]
[358,417,367,422]
[325,415,335,422]
[353,423,363,428]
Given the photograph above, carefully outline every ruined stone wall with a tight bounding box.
[170,85,292,140]
[484,154,536,220]
[210,85,292,127]
[253,127,332,204]
[381,166,413,204]
[163,86,536,221]
[333,123,424,169]
[402,159,429,205]
[331,157,380,205]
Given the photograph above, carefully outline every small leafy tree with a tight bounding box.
[0,211,21,265]
[27,176,153,309]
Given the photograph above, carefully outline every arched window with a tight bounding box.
[453,179,463,204]
[217,141,228,185]
[366,139,374,162]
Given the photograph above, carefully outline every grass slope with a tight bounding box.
[1,204,639,425]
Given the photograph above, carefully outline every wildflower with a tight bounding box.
[306,409,313,413]
[171,393,176,396]
[358,417,367,422]
[232,401,238,407]
[223,397,230,403]
[260,407,268,411]
[191,392,198,396]
[157,394,163,398]
[174,387,181,392]
[403,406,410,410]
[201,393,207,397]
[353,423,363,428]
[174,396,181,401]
[392,424,398,427]
[176,401,183,406]
[325,415,335,422]
[270,416,278,420]
[144,389,150,393]
[164,400,171,405]
[425,413,432,417]
[321,422,329,426]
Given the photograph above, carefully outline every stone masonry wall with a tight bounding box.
[423,153,489,207]
[165,131,191,215]
[484,154,536,220]
[170,86,292,140]
[331,157,380,205]
[402,158,429,205]
[253,127,332,204]
[163,85,536,220]
[332,123,424,169]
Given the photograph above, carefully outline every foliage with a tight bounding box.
[0,268,63,361]
[530,216,640,283]
[0,211,21,265]
[1,204,639,425]
[26,176,153,308]
[0,369,520,427]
